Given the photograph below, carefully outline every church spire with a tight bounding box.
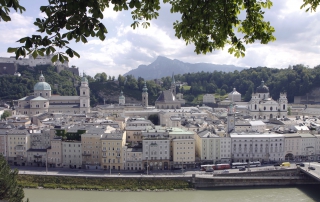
[39,71,45,82]
[142,81,148,93]
[171,72,175,84]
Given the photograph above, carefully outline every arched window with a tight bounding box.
[283,104,285,110]
[270,107,273,111]
[264,107,266,110]
[255,104,257,110]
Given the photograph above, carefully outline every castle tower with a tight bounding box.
[142,81,148,107]
[80,76,90,113]
[227,104,235,135]
[119,91,125,105]
[171,72,176,96]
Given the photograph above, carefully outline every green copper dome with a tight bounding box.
[81,76,88,83]
[34,82,51,91]
[142,81,148,93]
[119,91,125,99]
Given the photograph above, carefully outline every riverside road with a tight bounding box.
[13,163,307,178]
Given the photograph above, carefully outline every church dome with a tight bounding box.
[119,91,125,99]
[81,76,88,83]
[34,82,51,91]
[256,80,269,93]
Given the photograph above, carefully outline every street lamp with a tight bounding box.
[109,159,111,175]
[146,144,150,175]
[46,156,53,175]
[180,157,184,174]
[309,153,314,169]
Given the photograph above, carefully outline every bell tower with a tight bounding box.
[171,72,176,96]
[80,76,90,113]
[142,81,148,107]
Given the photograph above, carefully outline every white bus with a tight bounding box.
[231,161,261,169]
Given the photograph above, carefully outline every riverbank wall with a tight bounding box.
[192,169,320,188]
[18,169,320,190]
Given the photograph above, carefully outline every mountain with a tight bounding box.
[124,56,246,80]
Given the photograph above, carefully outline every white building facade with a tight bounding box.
[248,81,288,120]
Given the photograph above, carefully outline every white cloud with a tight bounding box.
[2,0,320,78]
[102,5,120,20]
[0,13,35,44]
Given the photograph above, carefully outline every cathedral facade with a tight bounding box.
[15,73,90,116]
[248,81,288,120]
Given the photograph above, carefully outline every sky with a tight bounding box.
[0,0,320,77]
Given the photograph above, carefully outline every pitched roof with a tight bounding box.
[156,90,175,102]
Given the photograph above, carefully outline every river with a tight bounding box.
[24,185,320,202]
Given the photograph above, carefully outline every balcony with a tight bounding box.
[116,155,121,158]
[82,153,91,156]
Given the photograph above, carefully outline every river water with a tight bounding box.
[24,185,320,202]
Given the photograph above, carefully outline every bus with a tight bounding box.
[216,164,230,170]
[231,161,261,169]
[200,165,214,172]
[201,164,231,172]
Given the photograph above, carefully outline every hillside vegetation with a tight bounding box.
[1,64,319,106]
[0,65,79,100]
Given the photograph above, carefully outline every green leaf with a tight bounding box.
[52,54,58,62]
[32,50,38,59]
[81,35,88,43]
[7,47,18,53]
[73,50,80,58]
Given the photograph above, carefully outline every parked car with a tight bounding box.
[239,167,246,171]
[300,163,305,167]
[308,167,316,170]
[274,163,280,166]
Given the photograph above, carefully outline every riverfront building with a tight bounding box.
[230,133,285,163]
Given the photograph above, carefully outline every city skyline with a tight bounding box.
[0,0,320,77]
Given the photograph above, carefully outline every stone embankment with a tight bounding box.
[192,169,320,188]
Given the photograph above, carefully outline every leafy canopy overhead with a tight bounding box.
[1,0,320,62]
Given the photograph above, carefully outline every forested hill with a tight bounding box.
[167,64,320,103]
[0,65,80,100]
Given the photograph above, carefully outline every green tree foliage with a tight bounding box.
[1,111,12,120]
[3,0,319,62]
[94,73,101,81]
[173,64,320,103]
[0,65,80,100]
[100,72,107,82]
[287,107,291,115]
[0,154,25,202]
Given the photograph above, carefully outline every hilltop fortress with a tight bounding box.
[0,55,79,76]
